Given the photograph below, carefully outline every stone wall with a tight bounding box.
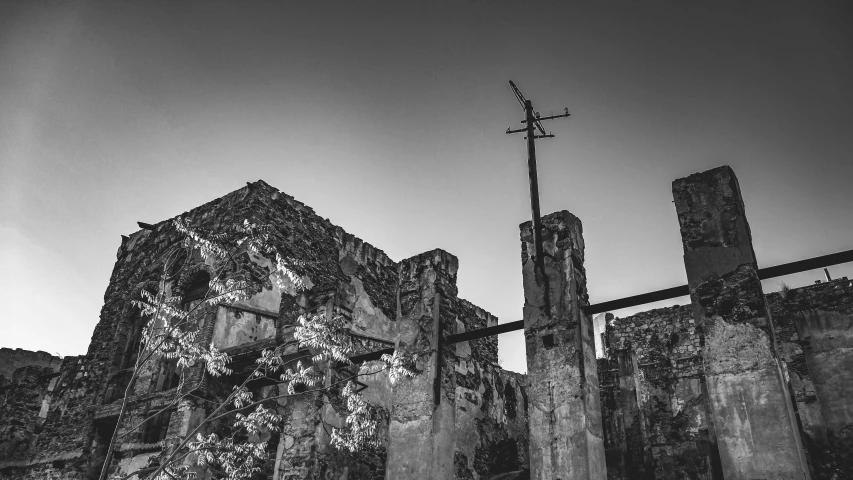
[767,277,853,480]
[0,180,529,480]
[0,355,94,479]
[453,299,529,480]
[599,276,853,480]
[0,349,61,389]
[601,305,714,480]
[0,365,58,464]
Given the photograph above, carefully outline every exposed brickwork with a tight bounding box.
[601,306,712,480]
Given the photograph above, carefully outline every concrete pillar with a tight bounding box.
[673,166,810,480]
[615,349,653,480]
[520,211,606,480]
[385,249,458,480]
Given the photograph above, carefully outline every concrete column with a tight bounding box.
[616,349,653,480]
[673,166,810,480]
[385,249,458,480]
[520,211,606,480]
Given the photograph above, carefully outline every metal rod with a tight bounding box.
[757,249,853,280]
[446,320,524,345]
[522,111,570,123]
[345,248,853,359]
[584,285,690,315]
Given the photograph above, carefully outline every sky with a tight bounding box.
[1,1,851,374]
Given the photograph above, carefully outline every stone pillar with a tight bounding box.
[385,249,458,480]
[616,349,653,480]
[673,166,810,480]
[520,211,606,480]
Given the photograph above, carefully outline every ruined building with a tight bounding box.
[1,165,851,479]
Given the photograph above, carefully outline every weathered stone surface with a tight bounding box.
[600,305,714,480]
[0,180,528,480]
[767,277,853,480]
[386,249,458,480]
[599,276,853,480]
[520,211,605,480]
[0,349,61,389]
[674,165,810,480]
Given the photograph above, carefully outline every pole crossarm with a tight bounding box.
[345,248,853,363]
[505,84,569,139]
[521,108,571,124]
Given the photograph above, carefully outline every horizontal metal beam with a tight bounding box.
[347,248,853,362]
[586,248,853,315]
[757,249,853,280]
[446,320,524,345]
[584,285,689,315]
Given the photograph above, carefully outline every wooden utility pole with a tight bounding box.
[506,80,570,277]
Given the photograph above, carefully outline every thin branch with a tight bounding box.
[203,366,388,426]
[145,359,267,479]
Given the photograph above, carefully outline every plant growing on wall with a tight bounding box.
[100,218,415,480]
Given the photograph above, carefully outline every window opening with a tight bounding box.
[141,409,173,444]
[153,357,181,392]
[182,271,211,306]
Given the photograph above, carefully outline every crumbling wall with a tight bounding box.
[0,355,95,479]
[599,277,853,480]
[452,299,529,480]
[0,366,58,463]
[0,349,63,473]
[2,179,528,480]
[0,349,61,389]
[768,277,853,480]
[602,305,713,480]
[0,180,402,479]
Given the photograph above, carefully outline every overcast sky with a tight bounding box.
[1,1,851,373]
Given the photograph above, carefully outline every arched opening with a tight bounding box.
[181,270,211,306]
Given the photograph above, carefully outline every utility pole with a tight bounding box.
[506,80,570,278]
